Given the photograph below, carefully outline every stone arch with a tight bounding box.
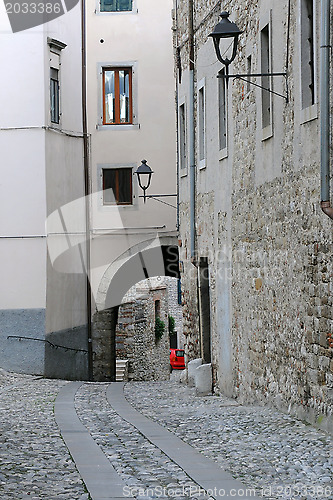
[96,235,179,311]
[92,235,179,381]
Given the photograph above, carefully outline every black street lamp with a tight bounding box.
[208,11,243,75]
[135,159,153,203]
[135,159,177,207]
[209,11,288,101]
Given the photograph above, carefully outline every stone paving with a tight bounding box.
[0,367,332,500]
[0,369,88,500]
[75,383,208,500]
[124,378,333,500]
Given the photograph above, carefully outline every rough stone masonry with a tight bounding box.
[174,0,333,433]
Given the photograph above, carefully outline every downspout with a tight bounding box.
[81,0,94,380]
[175,9,180,232]
[320,0,333,219]
[189,0,197,261]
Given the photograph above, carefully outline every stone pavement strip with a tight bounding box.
[60,381,257,500]
[55,382,132,500]
[106,383,257,500]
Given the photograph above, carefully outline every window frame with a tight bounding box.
[178,97,187,176]
[100,0,132,12]
[50,67,60,125]
[198,79,206,169]
[260,13,273,141]
[299,0,318,123]
[47,39,66,129]
[102,67,133,125]
[102,167,133,206]
[218,69,228,158]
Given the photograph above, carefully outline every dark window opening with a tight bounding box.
[261,24,271,129]
[50,68,60,124]
[198,86,205,161]
[199,257,211,364]
[100,0,132,12]
[179,103,186,169]
[218,69,227,150]
[103,168,132,205]
[155,300,161,319]
[247,55,252,93]
[301,0,315,108]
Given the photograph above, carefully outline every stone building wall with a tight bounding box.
[165,277,185,348]
[175,0,333,432]
[116,286,170,381]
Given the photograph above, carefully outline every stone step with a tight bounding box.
[115,359,129,382]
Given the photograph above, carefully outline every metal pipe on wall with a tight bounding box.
[320,0,333,219]
[81,0,94,379]
[188,0,196,260]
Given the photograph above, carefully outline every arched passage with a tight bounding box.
[92,236,179,381]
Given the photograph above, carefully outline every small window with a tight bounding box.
[50,68,60,124]
[198,85,205,164]
[218,69,227,151]
[246,55,252,93]
[100,0,132,12]
[103,168,132,205]
[103,67,132,124]
[261,24,271,129]
[179,103,186,170]
[155,300,161,319]
[301,0,315,108]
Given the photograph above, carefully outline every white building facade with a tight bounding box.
[0,0,179,381]
[0,4,87,378]
[85,0,179,380]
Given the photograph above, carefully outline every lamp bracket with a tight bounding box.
[218,72,288,101]
[140,194,177,198]
[138,193,177,209]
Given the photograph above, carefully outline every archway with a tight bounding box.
[92,236,179,381]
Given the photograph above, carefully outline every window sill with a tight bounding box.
[300,103,317,125]
[262,123,273,142]
[97,124,140,131]
[219,147,228,161]
[100,200,138,211]
[96,10,137,15]
[103,203,133,206]
[180,166,188,178]
[199,159,206,170]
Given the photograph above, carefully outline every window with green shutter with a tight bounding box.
[100,0,132,12]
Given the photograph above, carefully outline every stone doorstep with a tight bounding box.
[116,359,129,382]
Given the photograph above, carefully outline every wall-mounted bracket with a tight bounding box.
[218,72,288,102]
[138,194,177,209]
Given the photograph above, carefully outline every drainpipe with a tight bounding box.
[320,0,333,219]
[81,0,94,380]
[189,0,197,260]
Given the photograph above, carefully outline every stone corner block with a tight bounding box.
[188,358,203,387]
[195,363,212,396]
[180,369,187,384]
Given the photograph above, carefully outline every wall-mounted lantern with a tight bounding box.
[208,11,243,75]
[209,11,288,101]
[135,160,153,203]
[135,159,177,207]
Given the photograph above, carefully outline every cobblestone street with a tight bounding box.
[0,368,332,500]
